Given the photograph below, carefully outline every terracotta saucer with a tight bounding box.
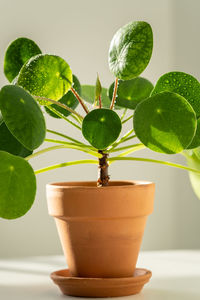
[50,268,152,297]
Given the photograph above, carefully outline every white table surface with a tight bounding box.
[0,251,200,300]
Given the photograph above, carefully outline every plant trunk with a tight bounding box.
[97,151,109,187]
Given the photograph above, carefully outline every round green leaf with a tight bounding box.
[4,37,41,82]
[82,108,122,150]
[0,122,32,157]
[134,91,197,154]
[0,85,46,150]
[152,72,200,117]
[108,21,153,80]
[0,151,36,219]
[45,74,80,118]
[187,118,200,149]
[109,77,154,109]
[17,54,72,100]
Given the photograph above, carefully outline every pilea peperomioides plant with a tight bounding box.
[1,21,200,220]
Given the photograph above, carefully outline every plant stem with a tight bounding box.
[97,150,109,186]
[108,129,134,151]
[117,144,146,157]
[122,114,133,124]
[45,106,81,130]
[69,113,82,125]
[121,108,127,121]
[45,138,97,151]
[108,156,200,174]
[123,135,136,143]
[34,95,83,119]
[47,129,84,144]
[109,143,144,153]
[110,78,118,109]
[35,159,98,174]
[25,145,68,160]
[71,87,89,114]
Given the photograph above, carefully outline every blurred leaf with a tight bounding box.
[0,85,46,150]
[109,77,154,109]
[4,37,41,82]
[185,149,200,199]
[0,122,32,157]
[134,91,197,154]
[108,21,153,80]
[82,108,122,149]
[45,74,81,118]
[17,54,72,100]
[152,71,200,117]
[0,151,36,219]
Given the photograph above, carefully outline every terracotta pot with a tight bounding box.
[46,180,155,278]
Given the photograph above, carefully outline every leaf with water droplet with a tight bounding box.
[134,91,197,154]
[152,71,200,117]
[45,75,80,118]
[4,37,42,82]
[17,54,72,101]
[108,21,153,80]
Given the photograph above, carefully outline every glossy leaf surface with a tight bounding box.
[109,21,153,80]
[0,85,46,150]
[0,151,36,219]
[82,108,122,149]
[134,91,197,154]
[17,54,72,100]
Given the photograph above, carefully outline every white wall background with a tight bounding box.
[0,0,200,257]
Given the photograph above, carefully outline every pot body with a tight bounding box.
[46,181,155,278]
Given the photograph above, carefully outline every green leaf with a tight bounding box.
[17,54,72,100]
[0,122,32,157]
[0,151,36,219]
[134,91,197,154]
[4,37,41,82]
[82,108,122,149]
[108,77,154,109]
[81,85,110,108]
[152,72,200,117]
[187,118,200,149]
[185,149,200,199]
[108,21,153,80]
[0,85,46,150]
[95,74,102,106]
[81,85,122,109]
[45,74,80,118]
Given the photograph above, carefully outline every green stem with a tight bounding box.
[34,95,83,119]
[108,129,134,151]
[70,113,82,125]
[122,114,133,124]
[45,138,97,151]
[47,129,84,144]
[123,135,136,143]
[108,156,200,174]
[121,108,127,121]
[25,145,68,160]
[46,106,81,130]
[35,159,98,174]
[109,143,144,153]
[117,144,146,157]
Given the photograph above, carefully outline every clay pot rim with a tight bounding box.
[47,180,154,190]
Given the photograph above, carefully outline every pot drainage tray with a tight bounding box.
[50,268,152,297]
